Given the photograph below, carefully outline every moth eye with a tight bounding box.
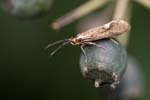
[70,41,76,45]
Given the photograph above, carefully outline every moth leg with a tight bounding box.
[81,44,88,63]
[110,38,119,45]
[84,42,105,49]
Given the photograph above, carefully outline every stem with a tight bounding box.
[134,0,150,9]
[113,0,130,19]
[113,0,131,47]
[51,0,110,30]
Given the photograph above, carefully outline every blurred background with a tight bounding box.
[0,0,149,100]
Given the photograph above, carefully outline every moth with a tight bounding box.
[46,19,131,56]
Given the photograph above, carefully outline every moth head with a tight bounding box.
[70,38,81,45]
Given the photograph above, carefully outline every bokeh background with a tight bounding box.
[0,0,149,100]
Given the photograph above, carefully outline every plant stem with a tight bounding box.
[113,0,131,47]
[51,0,110,30]
[113,0,130,20]
[135,0,150,9]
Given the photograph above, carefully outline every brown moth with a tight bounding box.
[46,19,131,56]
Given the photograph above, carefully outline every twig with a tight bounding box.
[51,0,110,30]
[113,0,131,47]
[134,0,150,9]
[117,6,131,47]
[113,0,131,19]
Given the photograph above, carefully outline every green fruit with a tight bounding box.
[1,0,53,18]
[80,38,127,88]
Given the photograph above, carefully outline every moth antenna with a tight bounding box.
[45,38,69,49]
[50,40,70,56]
